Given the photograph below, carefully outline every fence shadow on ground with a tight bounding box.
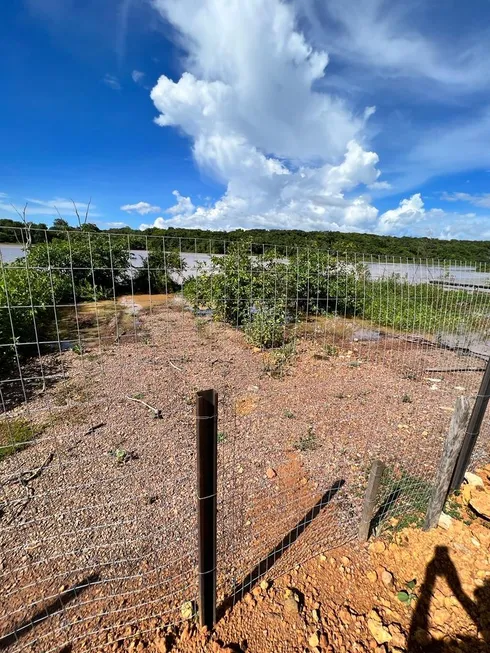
[407,545,490,652]
[0,573,100,650]
[218,479,345,619]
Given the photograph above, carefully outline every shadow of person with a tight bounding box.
[407,545,490,652]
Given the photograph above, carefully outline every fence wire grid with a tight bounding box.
[1,227,490,651]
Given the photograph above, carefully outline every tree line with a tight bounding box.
[1,218,490,263]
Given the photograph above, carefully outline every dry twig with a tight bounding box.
[125,395,162,418]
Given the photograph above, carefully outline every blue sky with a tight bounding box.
[1,0,490,239]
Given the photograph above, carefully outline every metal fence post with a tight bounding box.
[450,357,490,491]
[196,389,218,629]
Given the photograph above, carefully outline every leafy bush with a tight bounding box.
[243,304,287,348]
[183,243,366,345]
[0,264,70,367]
[26,233,131,301]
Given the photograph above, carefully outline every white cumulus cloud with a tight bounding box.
[143,0,490,239]
[144,0,383,232]
[121,201,161,215]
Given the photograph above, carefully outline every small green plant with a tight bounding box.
[349,361,361,367]
[262,342,296,378]
[133,392,145,400]
[294,425,318,452]
[284,409,295,419]
[374,465,432,535]
[324,343,338,356]
[72,343,84,355]
[397,579,417,604]
[217,431,227,444]
[113,448,127,464]
[109,448,138,465]
[334,392,347,399]
[244,305,287,349]
[444,493,463,521]
[0,419,36,461]
[402,393,412,404]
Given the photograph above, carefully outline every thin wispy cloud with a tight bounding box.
[441,192,490,209]
[131,70,145,83]
[103,73,121,90]
[0,198,101,219]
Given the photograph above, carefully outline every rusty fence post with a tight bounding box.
[196,389,218,629]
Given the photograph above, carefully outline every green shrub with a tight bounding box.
[26,234,131,301]
[243,304,287,348]
[183,243,366,345]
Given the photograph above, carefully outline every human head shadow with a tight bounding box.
[407,545,490,652]
[0,573,100,649]
[217,479,345,620]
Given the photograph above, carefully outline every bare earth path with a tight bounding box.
[1,298,488,651]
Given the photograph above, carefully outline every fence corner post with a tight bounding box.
[196,389,218,629]
[424,396,471,531]
[359,459,386,541]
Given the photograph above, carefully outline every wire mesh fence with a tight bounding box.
[1,227,490,650]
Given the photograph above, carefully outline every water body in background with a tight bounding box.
[2,243,490,286]
[2,243,490,356]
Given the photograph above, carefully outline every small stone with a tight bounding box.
[260,580,270,591]
[340,556,351,566]
[284,595,300,615]
[381,570,394,587]
[366,570,378,583]
[319,554,327,561]
[388,623,406,649]
[367,618,392,645]
[469,491,490,520]
[471,536,480,547]
[266,467,277,479]
[308,633,320,648]
[462,484,473,504]
[180,601,194,620]
[464,472,484,487]
[432,608,450,627]
[369,541,386,554]
[312,609,320,623]
[438,512,453,530]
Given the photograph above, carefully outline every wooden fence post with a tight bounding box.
[424,396,471,530]
[196,389,218,629]
[450,356,490,490]
[359,460,386,541]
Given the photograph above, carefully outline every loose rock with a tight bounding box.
[464,472,484,487]
[469,491,490,520]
